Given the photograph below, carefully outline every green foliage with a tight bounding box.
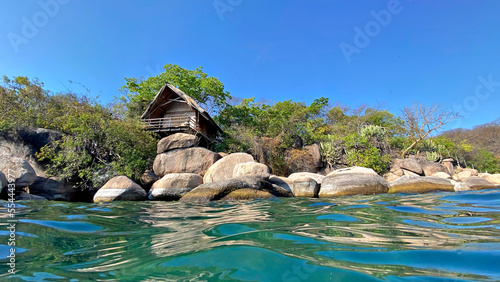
[342,134,390,174]
[426,151,440,162]
[319,135,341,167]
[469,149,500,173]
[360,125,385,140]
[119,64,231,118]
[1,76,157,189]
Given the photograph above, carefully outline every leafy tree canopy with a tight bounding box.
[120,64,231,118]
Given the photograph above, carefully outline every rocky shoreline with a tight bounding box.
[2,132,499,203]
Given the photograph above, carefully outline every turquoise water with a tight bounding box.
[1,189,500,281]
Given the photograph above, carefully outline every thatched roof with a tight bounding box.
[140,83,222,133]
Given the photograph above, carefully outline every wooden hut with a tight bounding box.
[140,83,223,145]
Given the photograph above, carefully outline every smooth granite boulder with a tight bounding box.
[220,188,276,200]
[0,156,37,189]
[156,133,200,154]
[319,173,389,197]
[0,171,7,189]
[153,147,220,177]
[392,158,423,175]
[140,170,158,190]
[327,166,379,177]
[29,177,80,201]
[290,175,319,197]
[456,176,498,191]
[233,162,271,179]
[288,172,326,184]
[268,176,293,193]
[93,176,146,202]
[479,173,500,185]
[389,175,455,194]
[421,161,449,176]
[203,153,254,183]
[430,172,452,180]
[149,173,203,200]
[180,176,292,203]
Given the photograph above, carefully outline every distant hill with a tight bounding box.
[441,119,500,158]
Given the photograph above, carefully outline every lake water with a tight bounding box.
[1,189,500,281]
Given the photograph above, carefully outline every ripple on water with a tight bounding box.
[386,205,457,215]
[2,189,500,281]
[0,244,27,259]
[317,213,361,222]
[19,219,103,233]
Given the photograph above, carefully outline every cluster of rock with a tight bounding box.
[92,133,500,203]
[0,127,83,201]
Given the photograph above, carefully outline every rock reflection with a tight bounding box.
[142,201,273,257]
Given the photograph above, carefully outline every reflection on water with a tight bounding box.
[0,189,499,281]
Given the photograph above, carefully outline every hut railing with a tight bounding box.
[141,115,198,132]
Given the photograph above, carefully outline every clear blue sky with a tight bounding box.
[1,0,499,130]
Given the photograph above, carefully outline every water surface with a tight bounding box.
[1,189,500,281]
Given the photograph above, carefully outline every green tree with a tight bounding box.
[469,149,500,173]
[1,76,157,190]
[119,64,231,118]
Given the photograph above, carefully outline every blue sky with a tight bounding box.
[1,0,499,130]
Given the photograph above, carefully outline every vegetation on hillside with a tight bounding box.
[1,64,499,189]
[0,76,156,190]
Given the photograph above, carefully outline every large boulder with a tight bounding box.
[288,172,324,197]
[268,175,293,193]
[153,147,220,178]
[327,166,379,177]
[455,177,498,191]
[180,176,292,203]
[284,144,323,173]
[383,172,400,183]
[319,173,389,197]
[140,170,158,191]
[28,177,81,201]
[233,162,271,179]
[203,153,254,183]
[149,173,203,200]
[0,171,7,189]
[456,169,478,181]
[156,133,199,154]
[288,172,326,184]
[388,176,455,194]
[93,176,146,202]
[441,158,456,175]
[290,175,319,197]
[0,127,62,178]
[392,158,423,175]
[430,172,452,180]
[0,156,37,188]
[479,173,500,184]
[304,144,323,170]
[16,127,63,152]
[420,161,449,176]
[221,188,276,200]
